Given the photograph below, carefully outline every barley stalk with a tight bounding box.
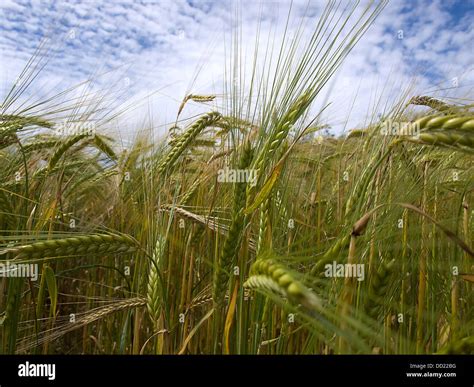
[213,142,253,305]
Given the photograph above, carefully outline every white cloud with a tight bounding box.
[0,0,472,142]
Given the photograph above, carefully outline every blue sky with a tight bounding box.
[0,0,473,141]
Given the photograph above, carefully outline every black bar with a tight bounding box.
[0,355,472,386]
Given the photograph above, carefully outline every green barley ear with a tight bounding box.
[48,133,90,171]
[253,91,311,177]
[1,115,53,128]
[177,94,216,116]
[147,235,166,328]
[22,139,59,154]
[157,111,222,174]
[93,134,117,160]
[344,143,396,217]
[310,233,352,277]
[416,132,474,149]
[312,207,383,282]
[0,121,22,148]
[188,94,216,103]
[180,175,204,205]
[347,129,368,139]
[364,259,395,320]
[314,211,376,279]
[214,116,256,136]
[213,141,253,305]
[245,257,321,310]
[247,92,312,253]
[1,116,53,148]
[1,115,51,149]
[413,113,474,132]
[256,198,272,254]
[413,114,474,131]
[409,96,453,112]
[402,114,474,151]
[2,233,138,261]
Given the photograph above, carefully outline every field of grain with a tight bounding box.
[0,1,472,355]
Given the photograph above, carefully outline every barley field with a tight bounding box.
[0,1,473,356]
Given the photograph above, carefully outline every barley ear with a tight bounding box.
[147,235,166,328]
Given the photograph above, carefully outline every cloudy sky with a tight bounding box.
[0,0,473,141]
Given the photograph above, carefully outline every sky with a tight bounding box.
[0,0,473,143]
